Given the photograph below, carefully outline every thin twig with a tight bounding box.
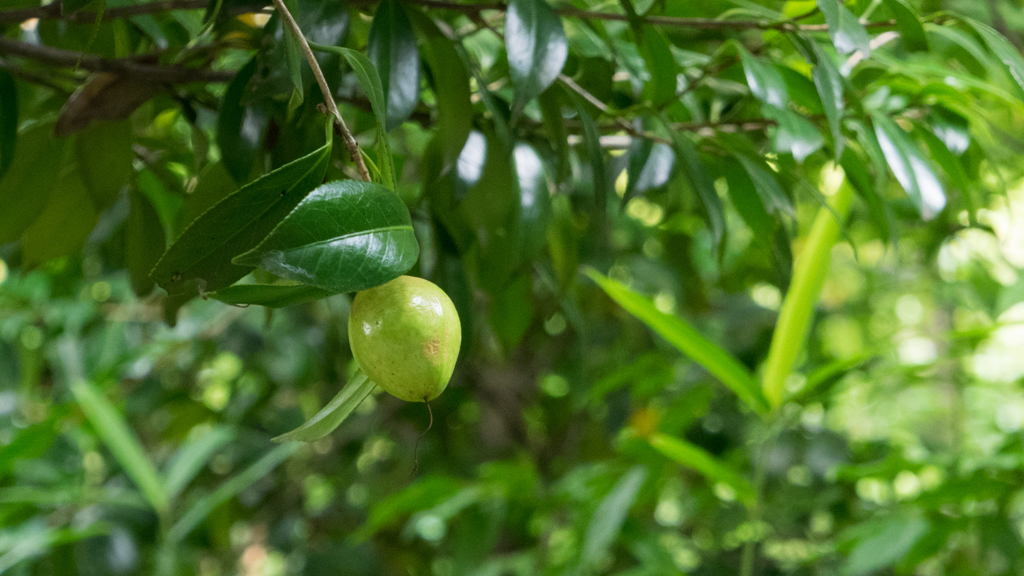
[0,36,233,83]
[270,0,371,182]
[0,0,208,24]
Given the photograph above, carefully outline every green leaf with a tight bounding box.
[740,47,789,108]
[565,88,608,220]
[208,283,333,308]
[735,154,793,216]
[883,0,928,52]
[506,0,568,116]
[280,0,305,112]
[963,18,1024,101]
[538,88,570,183]
[872,114,946,220]
[368,0,420,131]
[667,130,725,254]
[765,106,824,162]
[217,57,269,184]
[0,71,16,180]
[579,466,648,571]
[70,380,168,514]
[233,180,419,293]
[817,0,871,56]
[163,426,235,503]
[0,123,66,244]
[761,183,854,408]
[512,143,552,259]
[167,442,300,542]
[840,147,891,242]
[126,189,165,296]
[76,120,132,209]
[412,13,472,172]
[812,44,846,160]
[151,137,331,324]
[313,44,398,191]
[21,168,98,269]
[585,269,768,413]
[914,123,973,211]
[639,25,677,107]
[649,433,756,506]
[273,371,377,443]
[626,141,675,201]
[841,514,930,576]
[725,162,775,243]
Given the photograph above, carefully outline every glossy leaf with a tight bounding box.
[234,180,419,294]
[163,426,235,502]
[817,0,871,56]
[586,269,768,413]
[668,130,725,254]
[0,70,15,180]
[0,123,65,244]
[766,107,824,162]
[151,138,331,323]
[21,168,98,269]
[126,189,165,296]
[167,442,300,542]
[740,48,789,108]
[217,57,269,184]
[579,467,648,570]
[275,372,377,443]
[915,124,971,202]
[506,0,568,115]
[626,142,675,201]
[414,13,472,173]
[76,120,132,209]
[368,0,420,131]
[883,0,928,52]
[639,26,677,107]
[513,143,552,259]
[649,433,756,506]
[70,380,168,515]
[873,114,946,220]
[812,44,846,160]
[208,283,333,308]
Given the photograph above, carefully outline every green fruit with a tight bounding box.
[348,276,462,402]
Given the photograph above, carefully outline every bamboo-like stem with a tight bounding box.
[270,0,371,182]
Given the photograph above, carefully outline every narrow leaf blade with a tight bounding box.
[580,467,648,569]
[368,0,420,130]
[208,283,333,308]
[0,70,16,180]
[506,0,568,115]
[649,433,756,506]
[274,372,377,443]
[818,0,871,56]
[163,426,235,502]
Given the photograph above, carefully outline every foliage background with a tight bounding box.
[4,0,1024,574]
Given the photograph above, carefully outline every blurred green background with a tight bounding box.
[5,0,1024,574]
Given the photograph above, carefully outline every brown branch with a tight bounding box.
[0,36,234,83]
[271,0,371,182]
[0,0,208,24]
[0,58,73,95]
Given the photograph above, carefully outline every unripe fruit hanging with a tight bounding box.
[348,276,461,402]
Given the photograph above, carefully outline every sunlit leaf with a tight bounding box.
[818,0,871,56]
[812,43,846,159]
[649,434,755,506]
[873,114,946,220]
[274,372,377,442]
[741,47,789,108]
[506,0,568,115]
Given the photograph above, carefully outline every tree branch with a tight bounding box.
[270,0,371,182]
[0,36,233,83]
[0,0,208,24]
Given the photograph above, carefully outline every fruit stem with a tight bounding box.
[411,398,434,476]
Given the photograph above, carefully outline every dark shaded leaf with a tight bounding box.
[76,120,132,209]
[151,138,331,324]
[735,154,792,216]
[840,148,892,241]
[506,0,568,115]
[234,180,419,293]
[281,0,305,111]
[873,114,945,220]
[208,283,333,308]
[217,57,269,185]
[883,0,928,52]
[164,426,235,503]
[639,25,677,107]
[812,43,845,160]
[667,131,725,254]
[818,0,871,56]
[412,12,472,172]
[565,88,608,219]
[0,71,15,180]
[21,168,98,268]
[368,0,420,130]
[273,372,377,442]
[127,189,165,296]
[538,88,570,183]
[0,123,65,244]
